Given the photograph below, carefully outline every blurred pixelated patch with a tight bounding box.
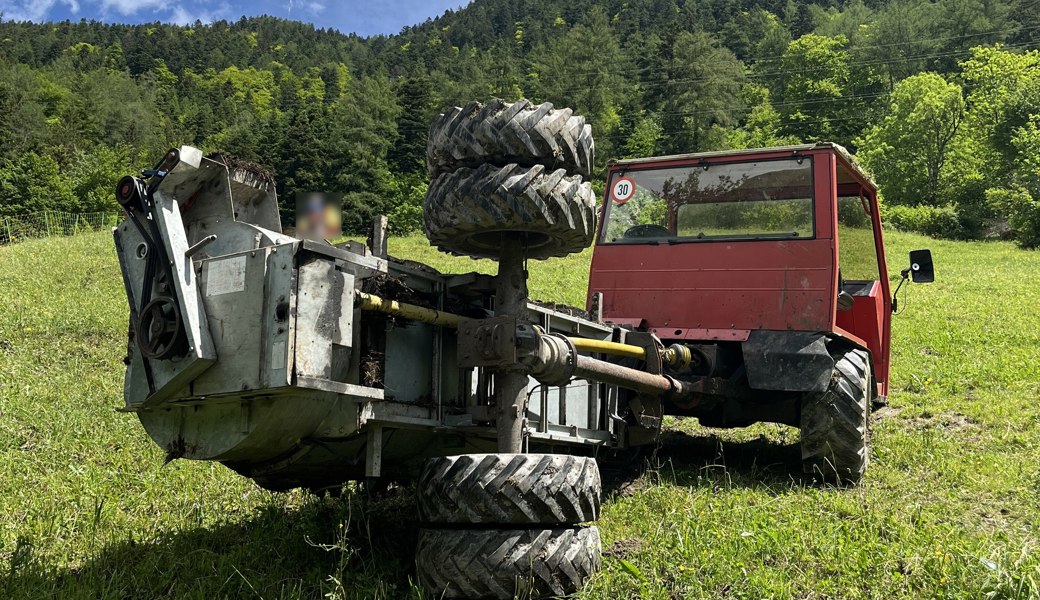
[295,192,343,241]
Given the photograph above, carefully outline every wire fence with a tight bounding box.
[0,211,123,246]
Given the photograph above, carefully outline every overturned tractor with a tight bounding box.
[112,99,932,598]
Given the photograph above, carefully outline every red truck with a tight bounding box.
[589,142,934,482]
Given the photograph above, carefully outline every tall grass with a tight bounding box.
[1,231,1038,598]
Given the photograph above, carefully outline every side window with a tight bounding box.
[837,195,881,281]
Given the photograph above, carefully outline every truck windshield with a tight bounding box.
[600,157,814,244]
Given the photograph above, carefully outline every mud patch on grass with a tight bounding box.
[604,538,644,560]
[908,410,980,433]
[606,473,651,498]
[872,406,904,421]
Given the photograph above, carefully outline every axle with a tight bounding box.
[494,236,530,453]
[355,291,706,406]
[515,331,689,401]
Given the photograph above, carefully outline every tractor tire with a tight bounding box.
[800,347,871,484]
[416,526,601,599]
[423,162,597,260]
[417,454,601,525]
[427,99,594,178]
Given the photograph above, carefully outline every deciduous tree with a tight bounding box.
[857,73,966,206]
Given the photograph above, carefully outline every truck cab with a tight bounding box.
[588,143,932,482]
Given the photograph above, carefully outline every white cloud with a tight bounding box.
[1,0,232,24]
[0,0,78,22]
[169,4,231,25]
[286,0,325,18]
[98,0,166,15]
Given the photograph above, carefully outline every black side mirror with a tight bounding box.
[907,249,934,283]
[892,249,934,313]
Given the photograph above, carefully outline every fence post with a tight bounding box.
[43,212,50,237]
[3,217,10,244]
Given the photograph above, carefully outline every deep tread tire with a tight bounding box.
[416,527,601,599]
[418,454,601,525]
[423,163,597,260]
[800,348,871,484]
[427,99,595,178]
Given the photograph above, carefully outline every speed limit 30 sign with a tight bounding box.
[611,177,636,204]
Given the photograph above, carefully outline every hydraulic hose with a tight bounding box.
[354,292,690,369]
[568,337,646,360]
[569,337,692,370]
[355,292,462,328]
[356,291,698,402]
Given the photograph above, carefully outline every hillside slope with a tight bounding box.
[4,0,1039,243]
[0,230,1038,598]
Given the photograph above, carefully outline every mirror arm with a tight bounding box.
[892,271,909,314]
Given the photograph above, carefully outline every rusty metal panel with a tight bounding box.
[294,258,354,382]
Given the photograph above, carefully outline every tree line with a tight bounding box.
[1,0,1039,245]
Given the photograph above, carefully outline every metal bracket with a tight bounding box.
[365,426,382,478]
[589,292,604,323]
[621,331,664,374]
[458,316,519,368]
[614,331,665,444]
[367,215,388,259]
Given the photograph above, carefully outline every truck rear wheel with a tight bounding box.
[800,347,871,484]
[416,526,602,599]
[418,453,601,525]
[427,99,594,178]
[423,162,596,260]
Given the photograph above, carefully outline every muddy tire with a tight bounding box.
[416,526,601,599]
[423,163,596,260]
[418,454,601,525]
[427,99,594,178]
[800,347,871,484]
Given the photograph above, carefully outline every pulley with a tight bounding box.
[136,296,187,360]
[115,176,148,211]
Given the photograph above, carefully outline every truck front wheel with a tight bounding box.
[799,347,871,484]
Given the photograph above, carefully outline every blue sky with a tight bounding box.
[0,0,472,36]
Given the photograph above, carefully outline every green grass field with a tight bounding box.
[1,230,1039,599]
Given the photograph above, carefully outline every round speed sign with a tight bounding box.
[611,177,636,204]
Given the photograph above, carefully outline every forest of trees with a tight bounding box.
[1,0,1040,245]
